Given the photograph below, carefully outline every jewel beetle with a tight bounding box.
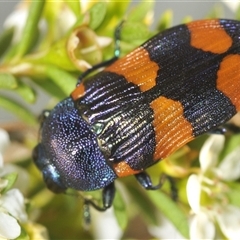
[33,19,240,211]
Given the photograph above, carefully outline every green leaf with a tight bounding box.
[15,79,36,103]
[228,182,240,208]
[113,189,128,230]
[121,22,151,43]
[221,134,240,159]
[0,73,18,89]
[127,1,154,22]
[34,78,66,100]
[96,2,130,35]
[205,4,223,19]
[0,27,14,58]
[181,16,193,24]
[44,65,76,96]
[147,190,189,238]
[0,95,36,125]
[66,1,81,17]
[2,172,18,194]
[17,226,29,240]
[157,10,173,32]
[11,1,45,61]
[235,4,240,20]
[127,185,158,225]
[89,2,107,30]
[40,38,77,71]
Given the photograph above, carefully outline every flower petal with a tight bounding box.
[91,207,122,240]
[0,129,10,154]
[215,205,240,240]
[148,213,184,239]
[199,135,225,173]
[186,174,201,213]
[0,212,21,239]
[0,178,8,191]
[96,36,112,48]
[190,211,215,240]
[0,155,3,170]
[215,146,240,181]
[0,189,27,222]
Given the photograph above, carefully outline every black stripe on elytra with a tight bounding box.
[79,71,156,170]
[142,20,237,136]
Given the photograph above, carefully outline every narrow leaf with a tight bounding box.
[34,78,66,100]
[44,66,76,96]
[0,27,14,57]
[157,10,173,32]
[127,1,154,23]
[66,1,81,16]
[12,1,45,61]
[221,134,240,159]
[15,80,36,103]
[235,4,240,20]
[16,226,29,240]
[0,73,18,89]
[89,2,107,30]
[228,183,240,208]
[0,95,36,125]
[147,190,189,238]
[205,4,223,19]
[127,185,158,225]
[121,22,151,42]
[113,190,128,230]
[2,173,18,194]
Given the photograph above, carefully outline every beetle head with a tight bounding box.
[33,97,116,192]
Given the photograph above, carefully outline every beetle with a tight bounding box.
[33,19,240,211]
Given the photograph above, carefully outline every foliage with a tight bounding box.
[1,1,240,239]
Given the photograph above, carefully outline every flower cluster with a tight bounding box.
[0,129,27,239]
[0,129,48,240]
[187,134,240,239]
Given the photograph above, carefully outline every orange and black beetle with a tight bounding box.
[33,19,240,210]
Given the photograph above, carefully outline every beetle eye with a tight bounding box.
[42,165,67,194]
[33,144,67,194]
[32,144,42,169]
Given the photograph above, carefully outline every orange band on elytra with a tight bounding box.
[71,83,85,100]
[150,96,194,160]
[113,161,141,178]
[217,54,240,111]
[187,19,232,54]
[105,47,159,92]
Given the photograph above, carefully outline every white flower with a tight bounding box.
[0,129,27,239]
[0,189,28,223]
[91,207,122,240]
[148,213,184,239]
[187,135,240,240]
[0,211,21,239]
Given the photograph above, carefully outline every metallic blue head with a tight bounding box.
[33,97,116,192]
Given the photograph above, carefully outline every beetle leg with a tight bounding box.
[102,182,116,209]
[135,172,179,201]
[81,182,115,225]
[77,21,124,85]
[135,171,166,190]
[165,175,178,201]
[84,182,116,212]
